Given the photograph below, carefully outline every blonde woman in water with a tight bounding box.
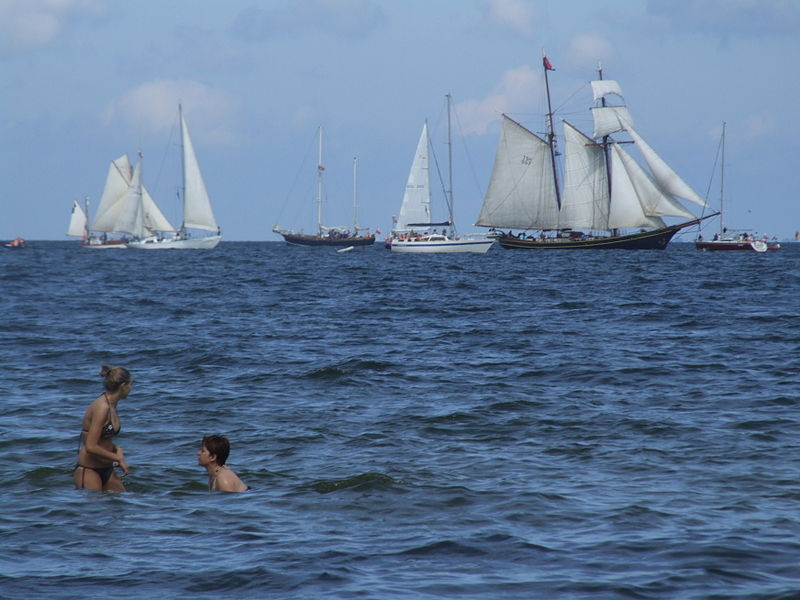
[74,365,132,491]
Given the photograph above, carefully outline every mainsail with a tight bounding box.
[396,122,432,230]
[476,115,559,230]
[180,108,218,232]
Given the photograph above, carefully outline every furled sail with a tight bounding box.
[180,109,218,231]
[476,115,559,230]
[91,154,132,233]
[396,122,432,230]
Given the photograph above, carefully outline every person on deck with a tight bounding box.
[197,434,248,492]
[74,365,132,491]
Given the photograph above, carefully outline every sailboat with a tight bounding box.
[127,105,221,250]
[390,95,494,254]
[477,57,718,249]
[75,155,170,249]
[695,123,779,252]
[273,127,375,247]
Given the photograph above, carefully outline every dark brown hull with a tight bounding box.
[279,232,375,247]
[497,217,714,250]
[695,240,780,251]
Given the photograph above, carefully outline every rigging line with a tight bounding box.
[428,125,451,223]
[697,127,724,226]
[275,128,321,226]
[451,101,485,200]
[150,110,179,214]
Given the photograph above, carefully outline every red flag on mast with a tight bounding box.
[543,56,555,71]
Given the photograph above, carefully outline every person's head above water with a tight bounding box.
[201,434,230,466]
[100,365,132,393]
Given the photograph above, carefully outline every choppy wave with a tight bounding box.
[1,242,799,599]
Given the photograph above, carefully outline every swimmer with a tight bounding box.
[74,365,132,491]
[197,434,248,492]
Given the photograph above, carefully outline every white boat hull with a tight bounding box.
[391,236,493,254]
[128,235,221,250]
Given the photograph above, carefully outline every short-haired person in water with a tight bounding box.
[197,435,248,492]
[74,365,132,491]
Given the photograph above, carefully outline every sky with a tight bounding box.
[2,0,799,241]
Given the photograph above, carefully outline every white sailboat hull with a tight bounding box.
[391,235,493,254]
[128,234,221,250]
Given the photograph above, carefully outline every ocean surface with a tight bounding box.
[1,240,798,599]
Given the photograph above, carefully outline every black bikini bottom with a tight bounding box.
[75,464,114,486]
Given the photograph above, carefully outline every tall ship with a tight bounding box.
[695,123,779,252]
[477,56,717,249]
[273,126,375,247]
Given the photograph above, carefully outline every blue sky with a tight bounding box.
[2,0,799,241]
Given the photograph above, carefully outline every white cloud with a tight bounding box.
[741,112,776,140]
[566,33,614,68]
[486,0,537,39]
[102,80,239,145]
[455,65,539,136]
[0,0,104,51]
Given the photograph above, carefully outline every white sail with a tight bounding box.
[396,122,432,230]
[591,79,624,102]
[592,106,634,139]
[180,109,218,232]
[476,115,560,230]
[67,200,87,237]
[613,143,695,220]
[608,143,664,229]
[142,186,175,234]
[91,154,132,232]
[622,121,707,208]
[115,157,145,237]
[561,121,609,229]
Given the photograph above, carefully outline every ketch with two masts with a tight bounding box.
[273,126,375,247]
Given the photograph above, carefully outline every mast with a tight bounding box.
[720,122,726,235]
[597,62,614,231]
[352,156,358,236]
[83,196,90,239]
[542,54,561,209]
[446,93,455,235]
[317,126,324,236]
[179,104,186,233]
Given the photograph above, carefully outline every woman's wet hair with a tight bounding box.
[99,365,131,392]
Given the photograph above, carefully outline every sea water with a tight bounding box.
[1,241,798,599]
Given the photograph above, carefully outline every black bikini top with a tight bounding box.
[100,419,120,439]
[82,394,120,440]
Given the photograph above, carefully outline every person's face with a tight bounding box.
[197,444,215,466]
[121,380,133,398]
